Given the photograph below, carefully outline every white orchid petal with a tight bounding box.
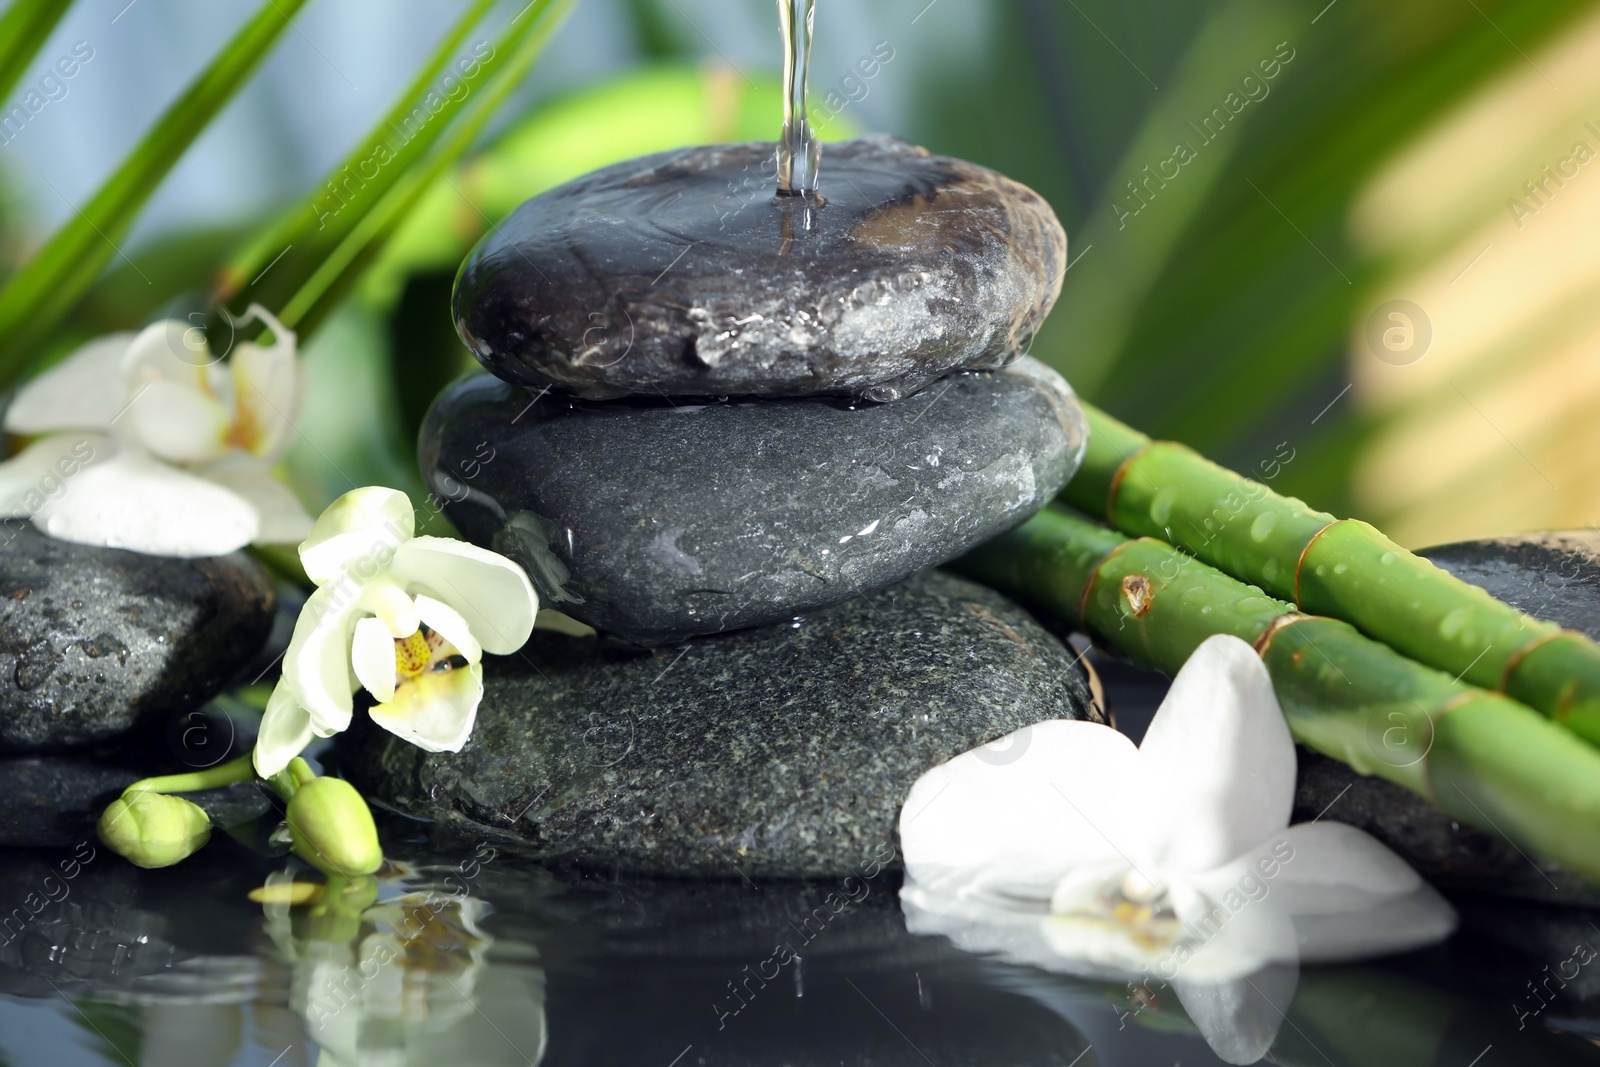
[1259,822,1456,962]
[391,536,538,655]
[414,593,483,663]
[126,378,233,464]
[1174,967,1297,1066]
[1140,635,1294,874]
[123,318,216,388]
[253,681,316,778]
[6,334,133,433]
[358,580,421,637]
[1290,883,1457,963]
[899,720,1143,897]
[1257,821,1423,912]
[299,486,415,586]
[230,343,298,461]
[198,458,313,545]
[368,662,483,753]
[0,435,106,516]
[283,584,360,733]
[33,448,258,557]
[351,615,398,704]
[1166,877,1299,981]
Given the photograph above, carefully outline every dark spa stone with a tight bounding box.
[452,134,1068,401]
[419,356,1087,645]
[347,570,1100,879]
[0,521,276,751]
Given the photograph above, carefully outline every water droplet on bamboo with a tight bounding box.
[1250,512,1277,542]
[1149,488,1176,526]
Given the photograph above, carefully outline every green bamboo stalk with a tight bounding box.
[0,0,73,107]
[0,0,309,378]
[1061,402,1600,745]
[956,506,1600,883]
[275,0,573,339]
[214,0,501,309]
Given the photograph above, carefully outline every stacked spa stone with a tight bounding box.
[357,134,1097,876]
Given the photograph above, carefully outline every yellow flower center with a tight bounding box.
[393,630,433,680]
[1054,872,1185,954]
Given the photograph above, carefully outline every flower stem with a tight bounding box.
[125,754,255,796]
[268,756,319,803]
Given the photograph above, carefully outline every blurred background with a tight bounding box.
[2,0,1597,549]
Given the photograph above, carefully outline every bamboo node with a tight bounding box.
[1105,440,1157,527]
[1293,520,1341,606]
[1499,628,1571,694]
[1253,611,1311,659]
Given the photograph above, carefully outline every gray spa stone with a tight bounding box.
[419,356,1087,645]
[0,521,276,750]
[347,570,1100,879]
[452,134,1067,401]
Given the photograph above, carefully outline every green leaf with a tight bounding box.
[0,0,74,107]
[0,0,309,384]
[278,0,576,340]
[216,0,503,313]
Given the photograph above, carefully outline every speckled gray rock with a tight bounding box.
[452,134,1067,401]
[1289,531,1600,905]
[420,357,1087,645]
[347,570,1099,878]
[0,521,276,750]
[1425,530,1600,632]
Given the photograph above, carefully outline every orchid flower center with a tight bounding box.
[391,625,465,689]
[1052,868,1185,954]
[225,398,266,454]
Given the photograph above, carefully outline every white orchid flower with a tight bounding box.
[0,305,312,557]
[898,634,1456,1064]
[253,486,539,778]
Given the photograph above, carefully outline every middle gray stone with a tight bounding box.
[420,357,1087,645]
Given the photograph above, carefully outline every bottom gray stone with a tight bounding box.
[347,570,1097,878]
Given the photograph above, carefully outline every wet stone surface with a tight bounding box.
[347,570,1099,879]
[1291,531,1600,906]
[421,357,1087,645]
[0,521,276,751]
[0,756,136,848]
[0,755,269,849]
[453,134,1067,401]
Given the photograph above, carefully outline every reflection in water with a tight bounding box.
[261,866,548,1067]
[4,835,1600,1065]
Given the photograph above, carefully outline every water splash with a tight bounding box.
[776,0,820,196]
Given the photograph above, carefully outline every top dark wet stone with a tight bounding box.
[453,134,1067,401]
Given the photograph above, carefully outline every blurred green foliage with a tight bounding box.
[5,0,1596,530]
[946,0,1594,518]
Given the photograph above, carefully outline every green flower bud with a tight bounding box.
[99,790,212,868]
[287,776,383,876]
